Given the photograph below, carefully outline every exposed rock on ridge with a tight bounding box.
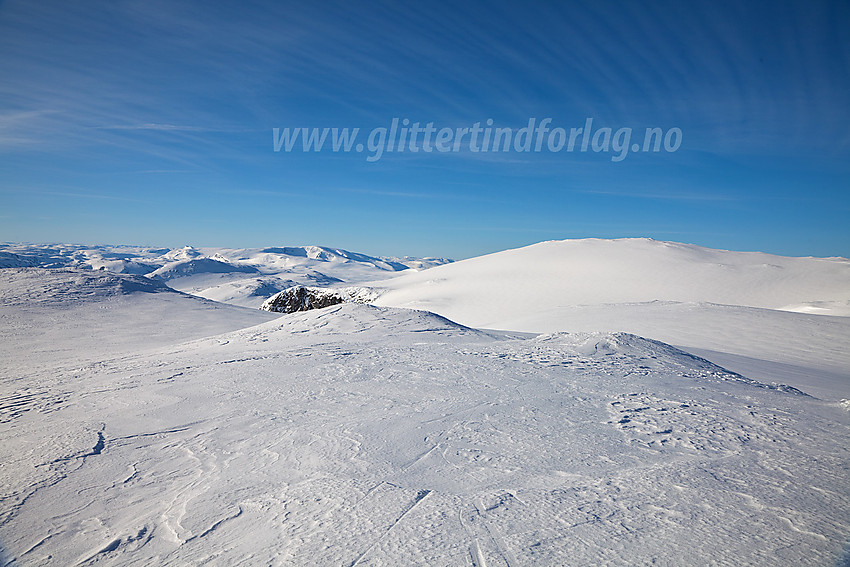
[260,285,378,313]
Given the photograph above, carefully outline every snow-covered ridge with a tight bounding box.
[0,267,174,306]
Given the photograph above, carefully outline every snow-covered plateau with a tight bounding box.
[0,239,848,566]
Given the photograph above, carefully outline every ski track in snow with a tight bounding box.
[1,286,849,564]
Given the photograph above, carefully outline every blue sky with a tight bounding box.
[1,0,848,259]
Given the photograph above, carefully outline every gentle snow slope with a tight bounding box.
[371,238,850,398]
[1,302,848,566]
[0,268,276,376]
[373,238,850,319]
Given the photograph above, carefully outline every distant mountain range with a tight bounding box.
[0,243,452,307]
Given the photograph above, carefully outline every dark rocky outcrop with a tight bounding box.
[260,286,347,313]
[260,285,378,314]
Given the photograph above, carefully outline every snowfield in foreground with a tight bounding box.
[1,239,849,566]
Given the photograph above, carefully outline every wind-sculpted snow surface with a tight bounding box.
[1,301,848,566]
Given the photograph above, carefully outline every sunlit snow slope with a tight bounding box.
[372,238,850,399]
[373,238,850,320]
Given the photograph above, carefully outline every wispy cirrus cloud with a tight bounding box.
[0,186,149,203]
[95,123,216,132]
[578,188,741,202]
[94,123,255,133]
[1,0,847,257]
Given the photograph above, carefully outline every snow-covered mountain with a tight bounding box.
[148,258,261,280]
[369,238,850,399]
[372,238,850,320]
[0,243,452,307]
